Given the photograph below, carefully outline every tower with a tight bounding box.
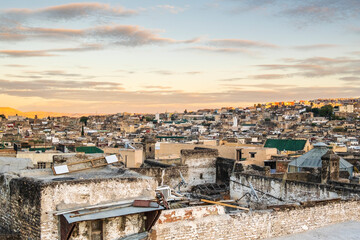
[321,150,340,184]
[233,116,238,127]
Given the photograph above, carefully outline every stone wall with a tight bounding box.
[230,172,360,202]
[181,149,218,188]
[131,166,189,189]
[149,200,360,240]
[271,172,320,183]
[216,158,235,184]
[0,175,41,239]
[133,149,218,191]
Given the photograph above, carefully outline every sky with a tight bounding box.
[0,0,360,114]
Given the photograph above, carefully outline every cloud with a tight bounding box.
[0,79,122,91]
[0,24,197,48]
[2,3,137,22]
[340,76,360,82]
[0,44,103,57]
[229,0,360,24]
[293,44,338,50]
[151,70,174,75]
[209,39,279,49]
[92,25,186,46]
[190,46,254,54]
[1,79,359,107]
[218,78,243,82]
[143,85,172,90]
[186,71,202,75]
[251,74,290,79]
[5,64,30,67]
[187,38,276,56]
[257,56,360,78]
[156,5,186,14]
[0,50,55,57]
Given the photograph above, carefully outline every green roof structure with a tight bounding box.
[76,146,104,154]
[264,139,307,152]
[29,147,53,152]
[288,143,353,175]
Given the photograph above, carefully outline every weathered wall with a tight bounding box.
[216,158,235,184]
[150,201,360,240]
[155,143,195,159]
[17,152,77,164]
[276,160,290,173]
[271,172,320,183]
[132,149,218,190]
[181,149,217,188]
[40,177,157,240]
[201,145,277,166]
[131,166,189,189]
[0,175,41,239]
[230,173,360,202]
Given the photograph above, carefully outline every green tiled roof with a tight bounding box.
[76,146,104,154]
[264,139,307,152]
[29,147,53,152]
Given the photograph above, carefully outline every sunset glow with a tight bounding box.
[1,0,360,113]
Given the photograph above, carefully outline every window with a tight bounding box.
[236,149,242,161]
[250,152,256,158]
[90,220,103,240]
[149,147,152,152]
[200,173,203,179]
[37,162,46,169]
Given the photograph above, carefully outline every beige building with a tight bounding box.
[16,152,79,169]
[145,142,277,166]
[103,147,144,168]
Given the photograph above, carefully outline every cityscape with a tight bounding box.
[1,1,360,240]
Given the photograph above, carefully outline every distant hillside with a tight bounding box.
[0,107,93,119]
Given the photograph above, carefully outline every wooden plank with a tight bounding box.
[53,157,108,175]
[66,157,104,166]
[200,199,249,211]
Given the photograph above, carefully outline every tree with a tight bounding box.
[319,105,333,120]
[309,108,320,117]
[80,116,89,126]
[145,116,154,122]
[0,114,5,119]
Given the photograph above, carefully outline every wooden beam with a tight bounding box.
[201,199,249,211]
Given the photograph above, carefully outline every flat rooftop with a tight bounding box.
[3,165,151,184]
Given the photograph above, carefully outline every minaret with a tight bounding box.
[321,150,340,184]
[233,116,238,127]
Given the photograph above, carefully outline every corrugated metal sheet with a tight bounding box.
[288,146,353,173]
[119,232,148,240]
[63,206,164,224]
